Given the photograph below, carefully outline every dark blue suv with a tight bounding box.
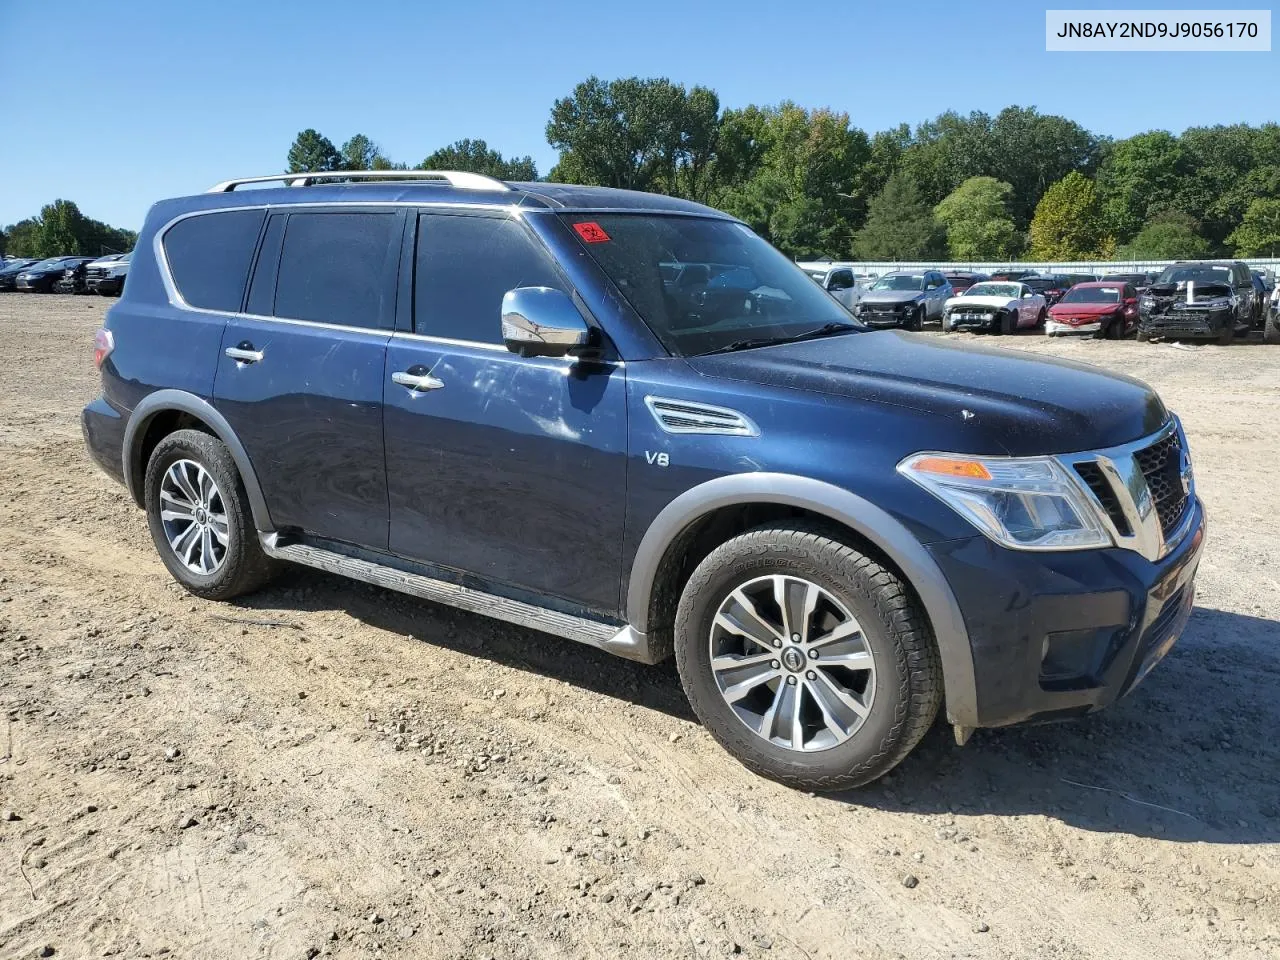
[83,171,1205,791]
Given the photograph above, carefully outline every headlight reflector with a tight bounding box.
[898,453,1112,551]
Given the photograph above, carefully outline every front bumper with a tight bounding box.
[948,311,999,331]
[1139,309,1232,339]
[1045,319,1102,335]
[927,496,1206,728]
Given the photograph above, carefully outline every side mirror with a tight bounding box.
[501,287,591,359]
[1022,291,1033,298]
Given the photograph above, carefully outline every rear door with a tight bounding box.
[382,210,628,617]
[213,207,403,549]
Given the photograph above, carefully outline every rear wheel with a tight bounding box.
[1035,308,1047,328]
[144,429,277,601]
[1136,328,1151,343]
[673,524,942,791]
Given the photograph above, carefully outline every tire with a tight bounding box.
[941,315,953,333]
[902,306,923,332]
[1216,322,1235,346]
[673,524,943,791]
[998,310,1016,335]
[1266,317,1280,344]
[1136,328,1151,343]
[144,429,276,601]
[1035,308,1047,328]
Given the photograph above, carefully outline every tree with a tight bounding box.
[286,129,342,173]
[712,103,868,258]
[340,133,392,171]
[545,76,720,195]
[1028,172,1110,259]
[935,177,1018,259]
[986,107,1102,226]
[418,138,537,181]
[3,219,41,257]
[852,172,945,260]
[1096,130,1186,242]
[1227,199,1280,257]
[1116,212,1211,259]
[36,200,85,256]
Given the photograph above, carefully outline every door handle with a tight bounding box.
[392,369,445,392]
[225,344,263,363]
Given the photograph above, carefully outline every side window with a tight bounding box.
[273,212,398,328]
[828,269,852,290]
[414,213,567,344]
[162,209,265,312]
[245,213,285,317]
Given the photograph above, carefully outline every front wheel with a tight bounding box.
[144,429,277,601]
[998,310,1016,335]
[673,525,943,791]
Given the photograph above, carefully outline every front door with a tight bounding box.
[213,208,403,549]
[383,210,628,617]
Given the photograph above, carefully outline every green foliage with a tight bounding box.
[1096,130,1185,242]
[935,177,1018,260]
[2,201,135,258]
[711,103,869,258]
[1227,199,1280,257]
[1029,172,1111,260]
[1116,212,1211,260]
[339,134,392,171]
[418,139,537,181]
[286,129,343,173]
[545,76,720,195]
[852,172,945,260]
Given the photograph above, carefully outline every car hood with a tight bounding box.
[859,290,923,306]
[687,330,1167,456]
[1050,302,1122,316]
[944,295,1015,310]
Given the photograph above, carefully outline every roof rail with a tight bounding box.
[206,170,512,193]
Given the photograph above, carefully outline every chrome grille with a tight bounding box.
[1134,432,1189,536]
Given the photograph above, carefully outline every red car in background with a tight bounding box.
[1045,281,1140,338]
[943,271,990,296]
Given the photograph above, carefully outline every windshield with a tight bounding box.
[964,282,1020,299]
[29,258,69,270]
[1103,274,1144,285]
[1022,277,1063,292]
[562,214,857,356]
[1059,285,1122,304]
[1157,264,1232,285]
[871,274,925,291]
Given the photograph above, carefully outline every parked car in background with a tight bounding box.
[1021,273,1073,306]
[943,271,990,296]
[1046,281,1139,338]
[15,256,94,292]
[80,169,1206,792]
[0,258,38,291]
[807,265,866,311]
[93,254,131,296]
[1063,272,1101,287]
[855,270,951,329]
[1138,260,1256,344]
[1248,271,1267,327]
[1102,273,1154,296]
[55,258,96,294]
[989,269,1035,281]
[86,253,130,295]
[942,280,1047,334]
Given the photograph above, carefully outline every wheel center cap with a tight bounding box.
[781,647,805,672]
[195,507,207,525]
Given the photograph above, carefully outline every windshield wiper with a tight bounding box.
[698,322,858,356]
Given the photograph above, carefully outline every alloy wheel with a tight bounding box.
[159,458,229,575]
[708,574,876,752]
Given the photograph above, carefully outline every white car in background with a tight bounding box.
[942,281,1047,335]
[804,265,867,311]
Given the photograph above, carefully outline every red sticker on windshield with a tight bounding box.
[573,221,611,243]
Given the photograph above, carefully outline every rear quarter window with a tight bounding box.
[162,209,265,312]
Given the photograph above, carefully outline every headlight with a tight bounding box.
[898,453,1112,551]
[1139,297,1154,309]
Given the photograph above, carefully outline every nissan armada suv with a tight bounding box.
[83,171,1205,791]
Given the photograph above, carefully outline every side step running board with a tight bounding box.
[258,535,659,664]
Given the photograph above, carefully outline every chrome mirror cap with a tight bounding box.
[501,286,591,358]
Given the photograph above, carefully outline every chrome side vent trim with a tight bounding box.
[258,536,661,664]
[644,396,759,437]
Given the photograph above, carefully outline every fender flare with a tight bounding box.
[625,472,978,727]
[122,389,274,532]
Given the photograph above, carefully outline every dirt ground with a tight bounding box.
[1,293,1277,960]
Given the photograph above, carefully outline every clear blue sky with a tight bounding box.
[0,0,1275,230]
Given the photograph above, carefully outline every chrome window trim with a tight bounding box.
[644,396,760,437]
[389,330,624,367]
[153,201,529,316]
